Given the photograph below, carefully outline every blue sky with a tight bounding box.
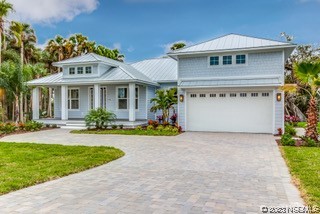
[9,0,320,62]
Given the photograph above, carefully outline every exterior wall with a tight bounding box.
[177,88,186,130]
[146,86,156,120]
[54,84,147,120]
[274,88,284,134]
[159,82,177,90]
[178,51,284,82]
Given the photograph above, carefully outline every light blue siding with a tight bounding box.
[147,86,156,120]
[53,87,61,118]
[178,51,283,80]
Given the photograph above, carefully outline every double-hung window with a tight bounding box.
[223,55,232,65]
[118,88,128,109]
[68,88,79,110]
[135,87,139,110]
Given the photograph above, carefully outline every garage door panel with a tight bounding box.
[186,92,273,133]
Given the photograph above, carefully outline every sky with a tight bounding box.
[7,0,320,62]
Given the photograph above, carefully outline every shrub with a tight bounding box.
[52,124,57,128]
[45,124,50,128]
[135,126,143,130]
[156,125,164,131]
[285,124,297,136]
[281,134,296,146]
[163,126,172,131]
[119,124,124,129]
[24,120,43,132]
[148,120,154,125]
[156,115,163,123]
[85,108,116,129]
[163,121,170,126]
[172,127,179,133]
[301,136,318,147]
[277,128,283,136]
[112,125,117,129]
[170,113,177,124]
[0,122,17,134]
[285,115,300,124]
[147,125,154,131]
[153,120,159,128]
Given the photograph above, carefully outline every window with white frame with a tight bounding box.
[68,88,79,110]
[209,56,219,66]
[77,67,83,74]
[118,87,128,109]
[236,55,246,64]
[69,67,75,75]
[135,87,139,110]
[100,87,107,109]
[88,87,94,110]
[223,55,232,65]
[85,66,92,74]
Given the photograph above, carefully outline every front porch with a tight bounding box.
[36,118,148,129]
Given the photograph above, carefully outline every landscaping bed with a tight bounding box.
[281,146,320,207]
[0,142,124,195]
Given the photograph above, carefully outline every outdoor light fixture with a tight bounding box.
[179,94,184,102]
[276,93,282,102]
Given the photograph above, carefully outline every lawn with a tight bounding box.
[71,129,180,136]
[0,142,124,195]
[282,146,320,206]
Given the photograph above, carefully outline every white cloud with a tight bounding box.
[112,42,121,50]
[8,0,99,24]
[161,40,192,53]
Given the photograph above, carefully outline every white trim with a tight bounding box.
[85,66,93,74]
[180,74,280,81]
[68,87,80,111]
[179,84,282,89]
[88,86,94,110]
[184,89,187,131]
[272,89,276,134]
[207,53,248,68]
[116,86,129,111]
[145,85,148,120]
[100,86,108,109]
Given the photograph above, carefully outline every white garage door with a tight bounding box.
[186,91,273,133]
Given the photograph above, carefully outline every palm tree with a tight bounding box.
[293,61,320,141]
[0,0,13,66]
[170,42,186,51]
[9,21,36,122]
[150,88,178,122]
[46,35,65,63]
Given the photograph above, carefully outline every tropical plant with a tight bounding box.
[150,88,177,123]
[85,108,116,129]
[170,42,186,51]
[281,133,296,146]
[24,120,43,131]
[0,0,13,65]
[292,61,320,141]
[285,123,297,136]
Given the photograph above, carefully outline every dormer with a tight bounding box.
[52,53,120,79]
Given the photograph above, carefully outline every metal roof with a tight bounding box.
[28,66,159,86]
[131,57,177,82]
[179,76,281,88]
[169,33,295,55]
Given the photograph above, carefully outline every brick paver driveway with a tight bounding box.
[0,129,303,213]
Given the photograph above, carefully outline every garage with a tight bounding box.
[186,91,273,133]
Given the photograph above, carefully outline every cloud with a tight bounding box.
[161,40,192,53]
[112,42,121,50]
[7,0,99,24]
[127,46,135,52]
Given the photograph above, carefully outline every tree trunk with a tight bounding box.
[305,96,318,141]
[14,95,19,123]
[19,92,23,122]
[47,87,52,118]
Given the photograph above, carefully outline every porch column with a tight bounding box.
[129,83,136,122]
[61,85,68,120]
[94,84,100,109]
[32,87,40,120]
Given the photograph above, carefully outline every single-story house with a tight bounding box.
[28,33,295,133]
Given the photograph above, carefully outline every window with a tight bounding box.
[190,94,197,98]
[200,94,206,98]
[262,92,269,97]
[240,93,247,97]
[135,87,139,110]
[219,93,226,97]
[223,55,232,65]
[118,87,128,109]
[100,87,107,109]
[209,56,219,66]
[68,88,79,110]
[69,67,75,75]
[230,93,237,97]
[236,55,246,64]
[251,93,258,97]
[77,67,83,74]
[210,94,216,98]
[85,66,92,74]
[88,87,94,110]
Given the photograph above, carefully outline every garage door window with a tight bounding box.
[240,93,247,97]
[230,93,237,97]
[262,92,269,97]
[200,94,206,98]
[251,93,258,97]
[219,93,226,98]
[210,94,216,98]
[190,94,197,98]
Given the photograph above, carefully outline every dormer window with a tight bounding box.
[223,56,232,65]
[69,67,75,75]
[85,66,92,74]
[77,67,83,74]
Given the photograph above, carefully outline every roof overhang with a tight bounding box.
[52,60,118,68]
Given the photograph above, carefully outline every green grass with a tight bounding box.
[0,142,124,195]
[282,146,320,206]
[71,129,179,136]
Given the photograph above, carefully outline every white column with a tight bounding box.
[129,83,136,122]
[61,85,68,120]
[94,84,100,109]
[32,87,40,120]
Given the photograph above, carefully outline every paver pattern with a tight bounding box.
[0,129,303,213]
